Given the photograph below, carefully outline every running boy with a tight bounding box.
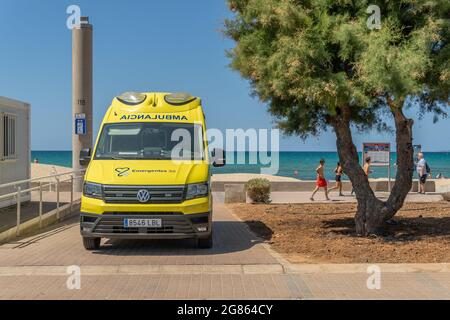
[310,159,330,201]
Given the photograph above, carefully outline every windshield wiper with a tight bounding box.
[96,156,128,160]
[97,155,175,160]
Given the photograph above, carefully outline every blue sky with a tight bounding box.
[0,0,448,151]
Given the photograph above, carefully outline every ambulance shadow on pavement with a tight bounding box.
[88,220,267,256]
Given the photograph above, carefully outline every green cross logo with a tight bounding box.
[115,167,130,177]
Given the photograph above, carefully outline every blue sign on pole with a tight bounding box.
[75,113,86,135]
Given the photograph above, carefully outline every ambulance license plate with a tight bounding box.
[124,218,162,228]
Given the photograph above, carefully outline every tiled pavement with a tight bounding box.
[1,272,449,299]
[0,203,276,267]
[0,197,449,299]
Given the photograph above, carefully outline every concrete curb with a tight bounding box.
[0,264,285,276]
[0,200,81,244]
[1,263,449,277]
[286,263,450,274]
[212,180,439,193]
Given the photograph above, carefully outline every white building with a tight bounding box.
[0,96,31,208]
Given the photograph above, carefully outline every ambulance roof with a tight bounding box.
[104,92,204,124]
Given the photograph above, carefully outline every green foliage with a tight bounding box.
[224,0,450,137]
[246,178,271,203]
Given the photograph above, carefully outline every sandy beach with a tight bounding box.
[31,163,73,181]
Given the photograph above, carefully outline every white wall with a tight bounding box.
[0,97,31,208]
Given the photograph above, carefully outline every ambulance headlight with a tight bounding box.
[83,182,103,199]
[164,92,196,105]
[117,92,147,105]
[186,182,209,200]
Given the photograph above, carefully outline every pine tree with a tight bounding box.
[224,0,450,235]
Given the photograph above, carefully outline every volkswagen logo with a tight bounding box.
[136,189,151,203]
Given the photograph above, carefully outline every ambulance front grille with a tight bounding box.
[103,185,185,204]
[93,215,195,235]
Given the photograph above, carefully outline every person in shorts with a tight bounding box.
[328,162,344,196]
[416,152,429,194]
[310,159,330,201]
[351,157,371,195]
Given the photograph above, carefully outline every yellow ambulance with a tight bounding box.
[79,92,225,250]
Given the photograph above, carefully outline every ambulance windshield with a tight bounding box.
[94,122,204,161]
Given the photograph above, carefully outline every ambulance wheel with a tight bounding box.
[197,233,213,249]
[83,237,101,250]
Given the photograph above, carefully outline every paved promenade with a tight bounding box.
[214,190,445,204]
[0,198,449,299]
[269,191,445,203]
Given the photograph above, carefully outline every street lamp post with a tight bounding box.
[72,16,93,192]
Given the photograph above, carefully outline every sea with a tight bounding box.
[31,151,450,181]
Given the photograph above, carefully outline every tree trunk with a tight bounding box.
[385,100,415,219]
[332,103,414,236]
[332,113,386,235]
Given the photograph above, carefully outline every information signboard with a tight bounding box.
[362,142,391,190]
[362,142,390,165]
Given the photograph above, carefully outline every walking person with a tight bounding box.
[351,157,372,195]
[416,152,430,194]
[363,157,372,177]
[328,162,344,196]
[310,159,330,201]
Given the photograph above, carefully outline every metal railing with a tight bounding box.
[0,170,85,237]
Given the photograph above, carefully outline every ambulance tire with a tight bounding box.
[197,233,213,249]
[83,237,101,250]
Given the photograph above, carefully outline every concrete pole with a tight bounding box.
[72,17,93,191]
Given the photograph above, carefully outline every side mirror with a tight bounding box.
[79,148,92,166]
[211,148,226,167]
